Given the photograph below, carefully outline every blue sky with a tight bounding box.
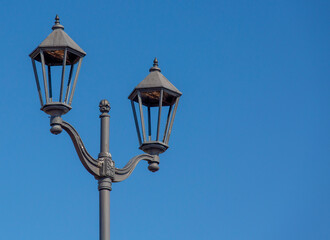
[0,1,329,239]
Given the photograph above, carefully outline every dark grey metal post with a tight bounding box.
[98,178,111,240]
[98,99,112,240]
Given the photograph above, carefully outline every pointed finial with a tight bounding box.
[55,15,60,24]
[52,15,64,30]
[153,58,158,66]
[149,57,161,72]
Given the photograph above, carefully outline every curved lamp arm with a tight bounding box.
[113,154,159,183]
[60,120,101,177]
[50,116,160,181]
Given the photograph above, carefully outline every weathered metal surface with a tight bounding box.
[128,59,182,154]
[128,58,182,106]
[29,16,86,116]
[29,15,86,64]
[113,154,160,182]
[31,18,183,239]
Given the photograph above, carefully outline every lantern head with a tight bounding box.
[29,15,86,116]
[128,58,182,155]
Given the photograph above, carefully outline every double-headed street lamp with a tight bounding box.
[29,16,182,240]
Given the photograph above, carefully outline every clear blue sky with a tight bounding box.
[0,1,329,239]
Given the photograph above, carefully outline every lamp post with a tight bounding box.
[29,16,182,240]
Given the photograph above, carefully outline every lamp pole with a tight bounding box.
[98,100,111,240]
[30,16,182,240]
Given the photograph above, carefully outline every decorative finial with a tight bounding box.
[99,99,111,113]
[52,15,64,30]
[149,57,161,72]
[55,15,60,24]
[153,58,158,67]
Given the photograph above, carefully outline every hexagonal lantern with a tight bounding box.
[128,58,182,155]
[29,15,86,116]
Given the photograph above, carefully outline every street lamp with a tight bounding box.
[29,16,182,240]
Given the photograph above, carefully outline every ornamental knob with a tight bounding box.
[99,99,111,113]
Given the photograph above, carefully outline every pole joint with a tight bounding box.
[98,177,112,191]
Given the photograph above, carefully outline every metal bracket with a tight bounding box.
[59,120,101,177]
[113,154,160,182]
[50,118,160,182]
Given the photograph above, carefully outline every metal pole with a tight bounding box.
[99,103,110,159]
[98,178,111,240]
[98,99,112,240]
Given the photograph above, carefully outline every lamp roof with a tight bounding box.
[29,15,86,58]
[128,58,182,100]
